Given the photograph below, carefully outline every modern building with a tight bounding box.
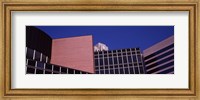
[94,47,146,74]
[143,36,174,74]
[26,26,92,74]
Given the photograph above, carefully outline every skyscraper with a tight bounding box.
[143,36,174,74]
[94,48,146,74]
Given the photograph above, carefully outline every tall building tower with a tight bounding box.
[94,48,146,74]
[143,36,174,74]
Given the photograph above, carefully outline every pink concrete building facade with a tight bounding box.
[50,35,95,73]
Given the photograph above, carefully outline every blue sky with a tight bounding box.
[36,26,174,51]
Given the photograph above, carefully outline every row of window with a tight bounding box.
[95,55,143,66]
[26,47,49,63]
[144,44,174,60]
[94,51,141,57]
[94,48,140,55]
[146,61,174,74]
[95,63,143,70]
[94,52,142,58]
[95,67,145,74]
[26,59,89,74]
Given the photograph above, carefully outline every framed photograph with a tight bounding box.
[0,0,199,99]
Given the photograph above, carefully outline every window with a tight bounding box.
[26,67,35,74]
[109,58,113,64]
[36,61,44,69]
[95,59,99,66]
[68,68,74,74]
[95,71,99,74]
[28,60,36,66]
[129,68,134,74]
[135,67,139,74]
[139,67,144,74]
[53,65,60,72]
[42,54,46,62]
[118,57,122,63]
[99,59,103,66]
[100,70,104,74]
[110,69,114,74]
[61,67,67,73]
[115,69,119,74]
[36,69,43,74]
[125,68,129,74]
[105,70,109,74]
[75,70,80,74]
[45,63,52,70]
[26,48,34,59]
[123,56,127,63]
[104,58,108,65]
[128,56,132,63]
[120,68,124,74]
[132,55,137,62]
[114,57,118,64]
[34,51,41,61]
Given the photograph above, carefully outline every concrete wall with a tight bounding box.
[50,35,95,73]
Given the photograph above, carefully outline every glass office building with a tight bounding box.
[143,36,174,74]
[94,48,146,74]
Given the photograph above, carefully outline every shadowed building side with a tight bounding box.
[50,35,95,73]
[143,36,174,74]
[26,26,52,60]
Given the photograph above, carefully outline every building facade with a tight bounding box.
[26,26,92,74]
[94,48,146,74]
[143,36,174,74]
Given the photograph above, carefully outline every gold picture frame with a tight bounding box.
[0,0,199,99]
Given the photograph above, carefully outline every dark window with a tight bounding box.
[99,52,102,54]
[110,65,113,68]
[26,67,35,74]
[113,50,117,53]
[122,49,126,52]
[135,67,139,74]
[105,66,108,69]
[132,55,137,62]
[136,48,140,50]
[115,69,119,74]
[125,68,129,74]
[45,71,52,74]
[113,54,117,56]
[110,69,114,74]
[118,57,122,63]
[109,58,113,64]
[82,72,86,74]
[28,60,36,66]
[42,54,46,62]
[26,48,34,59]
[105,70,109,74]
[61,68,67,73]
[128,56,132,63]
[99,59,103,66]
[35,51,41,61]
[123,56,127,63]
[114,57,118,64]
[129,64,133,66]
[139,67,144,74]
[36,62,44,69]
[94,52,98,55]
[36,69,43,74]
[75,70,80,74]
[129,68,134,74]
[124,64,128,67]
[53,65,60,72]
[137,55,141,62]
[94,55,98,58]
[104,54,108,57]
[45,63,52,70]
[119,65,123,68]
[95,71,99,74]
[95,59,99,66]
[114,65,118,68]
[104,58,108,65]
[118,53,122,56]
[120,68,124,74]
[131,48,135,51]
[68,68,74,74]
[100,70,104,74]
